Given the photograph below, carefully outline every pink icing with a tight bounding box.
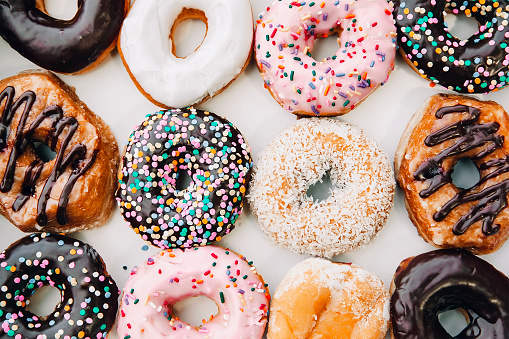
[255,0,397,115]
[116,246,270,339]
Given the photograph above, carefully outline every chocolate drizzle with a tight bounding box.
[0,86,97,225]
[413,104,509,236]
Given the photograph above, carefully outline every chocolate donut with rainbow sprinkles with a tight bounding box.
[116,107,252,249]
[393,0,509,93]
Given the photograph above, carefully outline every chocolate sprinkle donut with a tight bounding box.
[0,232,119,338]
[116,107,253,249]
[393,0,509,93]
[390,249,509,339]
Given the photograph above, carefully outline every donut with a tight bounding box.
[248,118,394,257]
[393,0,509,93]
[390,249,509,338]
[118,0,253,108]
[267,258,390,339]
[0,70,120,233]
[116,107,252,249]
[0,0,128,74]
[117,245,270,338]
[395,93,509,254]
[254,0,397,116]
[0,232,119,338]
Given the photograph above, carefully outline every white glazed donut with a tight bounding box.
[118,0,253,108]
[117,246,270,338]
[248,118,395,257]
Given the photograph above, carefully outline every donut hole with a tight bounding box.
[438,308,470,337]
[171,295,219,327]
[170,9,208,58]
[32,140,57,162]
[451,157,480,189]
[443,11,480,41]
[26,285,62,319]
[175,167,194,191]
[38,0,79,20]
[306,171,335,202]
[310,32,341,62]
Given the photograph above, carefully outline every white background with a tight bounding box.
[0,0,508,337]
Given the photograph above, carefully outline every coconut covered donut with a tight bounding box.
[248,118,395,257]
[118,0,253,108]
[0,70,119,233]
[267,258,390,339]
[395,93,509,254]
[254,0,397,116]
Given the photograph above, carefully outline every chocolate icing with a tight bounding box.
[390,249,509,339]
[0,233,119,338]
[414,104,509,236]
[0,0,126,73]
[393,0,509,93]
[0,86,96,225]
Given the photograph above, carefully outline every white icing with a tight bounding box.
[248,118,395,258]
[119,0,253,107]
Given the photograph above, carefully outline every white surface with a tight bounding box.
[0,0,508,337]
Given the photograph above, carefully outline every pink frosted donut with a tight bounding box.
[117,246,270,338]
[254,0,397,116]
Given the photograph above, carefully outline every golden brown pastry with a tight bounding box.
[0,70,119,233]
[267,258,390,339]
[395,93,509,254]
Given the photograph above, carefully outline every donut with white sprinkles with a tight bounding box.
[116,108,253,248]
[0,232,119,339]
[393,0,509,93]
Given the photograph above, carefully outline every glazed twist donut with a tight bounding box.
[116,108,252,248]
[0,232,119,339]
[0,70,119,233]
[254,0,397,116]
[393,0,509,93]
[395,93,509,253]
[0,0,128,74]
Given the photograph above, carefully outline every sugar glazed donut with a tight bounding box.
[268,258,390,339]
[390,249,509,338]
[118,0,253,108]
[0,232,119,339]
[116,108,252,248]
[393,0,509,93]
[248,118,394,257]
[0,0,128,74]
[254,0,397,116]
[0,71,119,233]
[395,94,509,254]
[117,246,270,338]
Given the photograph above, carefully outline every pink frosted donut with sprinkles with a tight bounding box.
[116,246,270,339]
[116,108,253,249]
[0,233,119,339]
[393,0,509,93]
[254,0,397,116]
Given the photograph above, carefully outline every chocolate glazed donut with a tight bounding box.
[0,0,127,74]
[0,233,119,338]
[390,249,509,339]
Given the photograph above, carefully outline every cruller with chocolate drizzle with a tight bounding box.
[395,93,509,254]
